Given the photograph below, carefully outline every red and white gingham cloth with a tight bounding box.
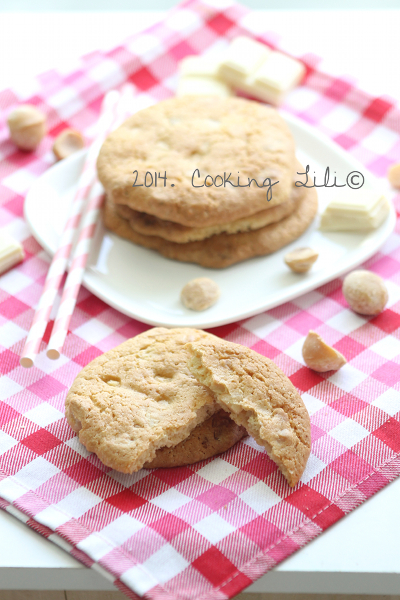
[2,1,400,599]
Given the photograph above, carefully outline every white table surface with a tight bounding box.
[1,8,400,595]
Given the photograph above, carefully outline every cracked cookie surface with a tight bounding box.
[97,96,295,227]
[186,339,310,486]
[65,327,220,473]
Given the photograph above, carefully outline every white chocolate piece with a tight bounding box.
[179,55,222,78]
[218,36,271,82]
[249,51,305,94]
[217,37,305,106]
[176,76,232,97]
[106,379,120,386]
[177,54,232,98]
[320,191,390,231]
[0,230,24,274]
[241,81,282,106]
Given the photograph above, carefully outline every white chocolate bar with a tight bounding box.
[250,51,305,93]
[217,37,305,105]
[0,229,24,274]
[241,80,282,106]
[176,38,304,104]
[218,36,271,82]
[179,55,222,79]
[320,192,390,231]
[176,76,232,97]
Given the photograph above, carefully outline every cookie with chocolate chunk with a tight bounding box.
[65,327,220,473]
[114,193,297,243]
[186,338,311,487]
[103,183,317,268]
[114,160,305,244]
[97,96,295,228]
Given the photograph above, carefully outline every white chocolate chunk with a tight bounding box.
[216,37,305,105]
[218,36,271,81]
[176,76,232,97]
[241,81,282,106]
[322,191,385,213]
[320,192,390,231]
[179,55,222,78]
[0,229,24,274]
[249,51,305,93]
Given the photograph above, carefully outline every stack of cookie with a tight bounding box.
[65,328,311,487]
[97,96,318,268]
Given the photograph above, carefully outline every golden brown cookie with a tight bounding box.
[145,410,247,468]
[65,327,220,474]
[114,160,306,243]
[103,182,318,268]
[114,192,297,243]
[97,96,295,227]
[186,339,311,487]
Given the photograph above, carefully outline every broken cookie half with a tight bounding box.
[186,339,311,487]
[65,327,249,473]
[65,327,221,473]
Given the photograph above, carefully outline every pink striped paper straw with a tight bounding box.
[46,85,136,360]
[46,180,106,359]
[20,89,121,368]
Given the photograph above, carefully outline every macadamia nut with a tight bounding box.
[387,163,400,189]
[53,129,85,161]
[284,247,318,273]
[343,270,388,316]
[7,104,46,151]
[181,277,220,311]
[302,331,346,373]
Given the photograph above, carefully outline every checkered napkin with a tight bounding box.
[2,1,400,599]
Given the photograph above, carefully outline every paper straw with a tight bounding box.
[46,84,136,360]
[46,180,106,359]
[20,89,121,368]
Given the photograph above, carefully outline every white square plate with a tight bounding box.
[24,112,396,328]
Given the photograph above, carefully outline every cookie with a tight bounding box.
[97,96,295,228]
[115,192,297,243]
[65,327,219,474]
[103,182,318,268]
[114,160,305,243]
[145,410,247,468]
[186,339,311,487]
